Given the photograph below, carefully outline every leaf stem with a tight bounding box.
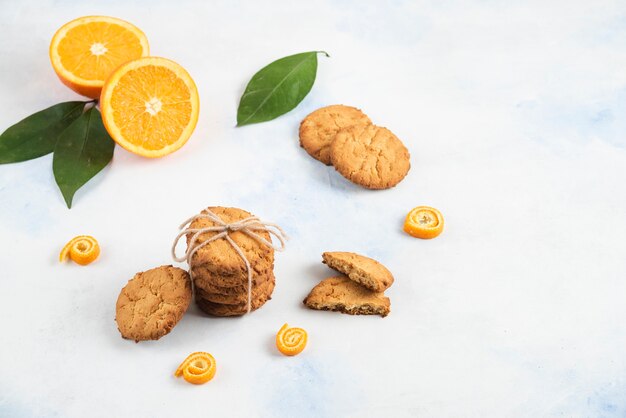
[84,99,98,112]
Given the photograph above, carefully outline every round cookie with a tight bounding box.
[196,274,275,305]
[196,289,273,317]
[330,124,410,189]
[299,105,371,165]
[115,265,192,342]
[187,207,275,276]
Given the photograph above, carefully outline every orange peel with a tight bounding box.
[175,352,216,385]
[276,323,307,356]
[59,235,100,265]
[404,206,444,239]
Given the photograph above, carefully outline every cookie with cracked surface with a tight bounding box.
[196,288,274,317]
[322,251,394,292]
[330,124,410,189]
[195,272,275,305]
[299,105,371,165]
[186,206,275,276]
[115,265,192,342]
[303,276,390,317]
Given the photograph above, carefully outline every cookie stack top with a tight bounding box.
[186,206,275,277]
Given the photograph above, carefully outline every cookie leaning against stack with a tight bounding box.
[186,207,277,317]
[303,252,394,317]
[115,265,192,342]
[299,105,410,189]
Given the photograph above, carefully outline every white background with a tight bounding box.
[1,1,626,417]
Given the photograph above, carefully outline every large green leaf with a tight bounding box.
[53,107,115,208]
[237,51,328,126]
[0,101,88,164]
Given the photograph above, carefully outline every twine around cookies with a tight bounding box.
[171,208,287,314]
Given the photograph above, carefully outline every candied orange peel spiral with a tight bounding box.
[403,206,444,239]
[59,235,100,265]
[175,352,216,385]
[276,323,308,356]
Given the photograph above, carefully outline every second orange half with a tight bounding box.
[100,57,200,158]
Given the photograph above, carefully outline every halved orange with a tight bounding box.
[49,16,149,98]
[100,57,200,158]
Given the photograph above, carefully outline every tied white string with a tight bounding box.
[171,208,287,314]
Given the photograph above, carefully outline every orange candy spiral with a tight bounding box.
[175,352,216,385]
[276,323,308,356]
[59,235,100,265]
[403,206,444,239]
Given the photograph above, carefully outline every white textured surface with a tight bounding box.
[1,1,626,417]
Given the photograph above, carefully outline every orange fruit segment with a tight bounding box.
[59,235,100,265]
[49,16,149,98]
[404,206,444,239]
[100,57,200,158]
[175,352,216,385]
[276,323,307,356]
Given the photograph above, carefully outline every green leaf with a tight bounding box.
[0,101,88,164]
[53,107,115,208]
[237,51,329,126]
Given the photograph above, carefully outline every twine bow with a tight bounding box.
[171,209,287,313]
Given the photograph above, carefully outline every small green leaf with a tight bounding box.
[53,107,115,208]
[237,51,329,126]
[0,101,88,164]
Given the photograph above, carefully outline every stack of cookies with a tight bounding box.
[304,252,394,317]
[186,207,276,317]
[299,105,411,189]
